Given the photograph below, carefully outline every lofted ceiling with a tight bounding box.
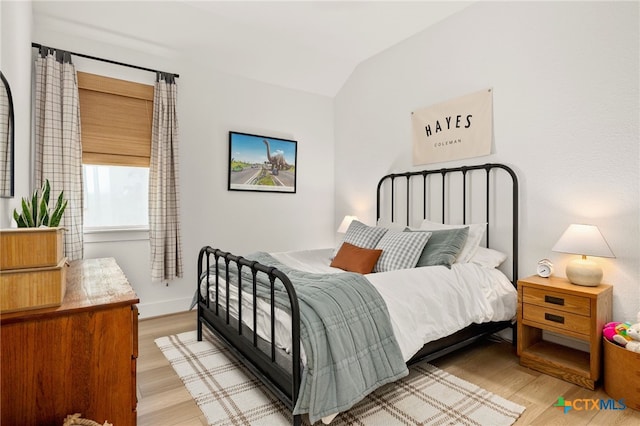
[32,1,472,97]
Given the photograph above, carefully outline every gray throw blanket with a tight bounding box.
[209,252,408,424]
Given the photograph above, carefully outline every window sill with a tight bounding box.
[84,226,149,243]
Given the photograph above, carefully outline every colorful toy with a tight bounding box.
[625,322,640,353]
[603,321,633,347]
[602,311,640,352]
[613,322,632,346]
[603,322,621,343]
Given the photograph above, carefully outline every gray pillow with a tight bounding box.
[411,227,469,269]
[333,220,388,257]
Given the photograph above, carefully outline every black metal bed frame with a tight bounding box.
[376,163,519,282]
[197,163,518,426]
[197,249,303,424]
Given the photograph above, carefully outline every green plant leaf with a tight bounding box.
[13,209,28,228]
[42,179,51,206]
[39,180,51,226]
[38,196,49,226]
[41,209,50,227]
[16,215,28,228]
[20,212,30,227]
[50,192,67,227]
[31,188,39,228]
[49,199,67,227]
[21,198,35,227]
[52,191,64,216]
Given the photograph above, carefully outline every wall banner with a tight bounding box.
[412,88,493,165]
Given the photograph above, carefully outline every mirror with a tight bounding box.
[0,71,15,198]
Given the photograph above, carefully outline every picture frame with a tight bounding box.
[228,131,297,193]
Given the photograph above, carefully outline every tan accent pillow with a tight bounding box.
[330,242,383,274]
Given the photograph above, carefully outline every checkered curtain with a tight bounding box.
[149,73,183,282]
[34,47,83,260]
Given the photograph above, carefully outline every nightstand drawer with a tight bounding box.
[522,287,590,316]
[522,304,591,336]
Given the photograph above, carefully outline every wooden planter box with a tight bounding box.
[0,257,68,313]
[0,227,64,270]
[603,338,640,410]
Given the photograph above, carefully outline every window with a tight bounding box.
[77,72,153,229]
[83,165,148,228]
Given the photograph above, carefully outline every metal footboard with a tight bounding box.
[196,163,519,425]
[197,246,302,425]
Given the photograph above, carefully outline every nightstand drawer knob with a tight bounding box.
[545,313,565,324]
[545,295,565,306]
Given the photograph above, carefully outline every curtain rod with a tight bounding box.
[31,42,179,78]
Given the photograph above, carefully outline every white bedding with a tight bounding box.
[201,248,517,362]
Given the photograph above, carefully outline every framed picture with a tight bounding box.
[228,131,297,193]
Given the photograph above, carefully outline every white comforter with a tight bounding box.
[202,248,517,362]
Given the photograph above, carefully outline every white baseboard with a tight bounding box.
[137,297,194,320]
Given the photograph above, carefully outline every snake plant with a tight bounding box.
[12,180,67,228]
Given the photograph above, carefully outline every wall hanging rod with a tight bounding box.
[31,42,179,78]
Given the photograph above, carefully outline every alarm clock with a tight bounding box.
[536,259,554,278]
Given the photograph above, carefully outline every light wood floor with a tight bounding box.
[137,311,640,425]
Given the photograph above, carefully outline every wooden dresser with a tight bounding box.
[1,258,139,426]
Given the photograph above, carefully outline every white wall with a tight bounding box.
[10,7,335,318]
[4,1,638,324]
[334,1,639,322]
[0,1,32,228]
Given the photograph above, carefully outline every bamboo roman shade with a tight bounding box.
[77,72,154,167]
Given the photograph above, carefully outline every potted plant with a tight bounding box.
[2,179,67,271]
[1,180,69,312]
[12,179,67,228]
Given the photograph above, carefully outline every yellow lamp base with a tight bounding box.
[566,256,602,287]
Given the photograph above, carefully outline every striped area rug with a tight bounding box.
[155,329,524,425]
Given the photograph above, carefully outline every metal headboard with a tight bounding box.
[376,163,519,283]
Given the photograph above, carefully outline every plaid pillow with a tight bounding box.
[333,220,388,257]
[374,230,432,272]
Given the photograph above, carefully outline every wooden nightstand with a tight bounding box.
[517,275,612,390]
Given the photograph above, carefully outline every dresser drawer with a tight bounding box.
[522,304,591,336]
[522,287,590,316]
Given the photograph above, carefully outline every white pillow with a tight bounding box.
[469,246,507,269]
[419,219,486,263]
[375,218,407,231]
[374,230,432,272]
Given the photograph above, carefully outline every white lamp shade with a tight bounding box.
[551,224,614,258]
[552,224,614,286]
[337,215,358,233]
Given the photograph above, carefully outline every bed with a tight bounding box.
[197,163,519,425]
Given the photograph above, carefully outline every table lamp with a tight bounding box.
[337,215,358,233]
[551,224,614,286]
